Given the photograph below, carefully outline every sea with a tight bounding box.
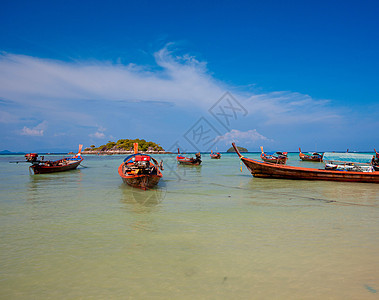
[0,152,378,299]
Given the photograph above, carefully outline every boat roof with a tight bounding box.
[323,152,374,164]
[123,153,152,162]
[305,152,322,156]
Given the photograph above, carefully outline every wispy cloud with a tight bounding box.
[218,129,270,145]
[90,131,105,139]
[0,44,339,125]
[20,121,47,136]
[245,91,341,125]
[89,126,106,139]
[0,45,224,110]
[0,43,348,151]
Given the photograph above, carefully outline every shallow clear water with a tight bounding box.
[0,153,378,299]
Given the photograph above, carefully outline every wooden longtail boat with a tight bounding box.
[176,148,202,165]
[299,147,323,162]
[232,143,379,183]
[260,146,288,164]
[118,143,163,190]
[27,145,83,174]
[210,150,221,159]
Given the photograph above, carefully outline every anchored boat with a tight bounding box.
[24,145,83,174]
[118,143,163,190]
[299,148,324,162]
[210,150,221,159]
[260,146,288,164]
[232,143,379,183]
[176,148,202,165]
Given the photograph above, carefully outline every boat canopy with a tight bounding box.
[265,152,286,156]
[323,152,374,164]
[123,153,152,162]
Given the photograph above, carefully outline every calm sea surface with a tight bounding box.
[0,153,378,299]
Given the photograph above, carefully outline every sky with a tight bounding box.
[0,0,378,152]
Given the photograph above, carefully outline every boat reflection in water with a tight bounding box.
[27,169,83,202]
[120,183,167,209]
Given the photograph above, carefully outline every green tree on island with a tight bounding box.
[85,139,164,152]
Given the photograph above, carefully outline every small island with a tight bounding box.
[83,139,168,155]
[227,146,248,153]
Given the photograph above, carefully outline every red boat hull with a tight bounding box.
[177,157,201,165]
[177,148,202,165]
[242,158,379,183]
[261,155,287,164]
[231,143,379,183]
[31,159,82,174]
[118,163,162,190]
[299,156,323,162]
[299,152,323,162]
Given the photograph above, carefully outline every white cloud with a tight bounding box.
[89,126,106,138]
[0,43,342,129]
[218,129,270,144]
[0,45,224,110]
[90,131,105,139]
[20,121,47,136]
[245,91,341,125]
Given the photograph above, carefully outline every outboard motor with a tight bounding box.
[372,155,379,171]
[194,152,202,164]
[135,160,150,169]
[134,155,152,173]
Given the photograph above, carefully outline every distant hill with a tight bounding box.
[0,150,25,155]
[0,150,11,154]
[227,146,248,153]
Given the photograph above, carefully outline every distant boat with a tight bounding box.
[232,143,379,183]
[176,148,202,165]
[323,150,378,172]
[299,147,323,162]
[260,146,288,164]
[210,150,221,159]
[27,145,83,174]
[118,143,163,190]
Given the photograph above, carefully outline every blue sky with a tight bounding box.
[0,0,378,152]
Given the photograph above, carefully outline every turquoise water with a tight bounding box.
[0,153,378,299]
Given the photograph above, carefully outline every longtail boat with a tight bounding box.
[176,148,202,165]
[260,146,288,164]
[210,150,221,159]
[232,143,379,183]
[23,145,83,174]
[299,147,323,162]
[118,143,163,190]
